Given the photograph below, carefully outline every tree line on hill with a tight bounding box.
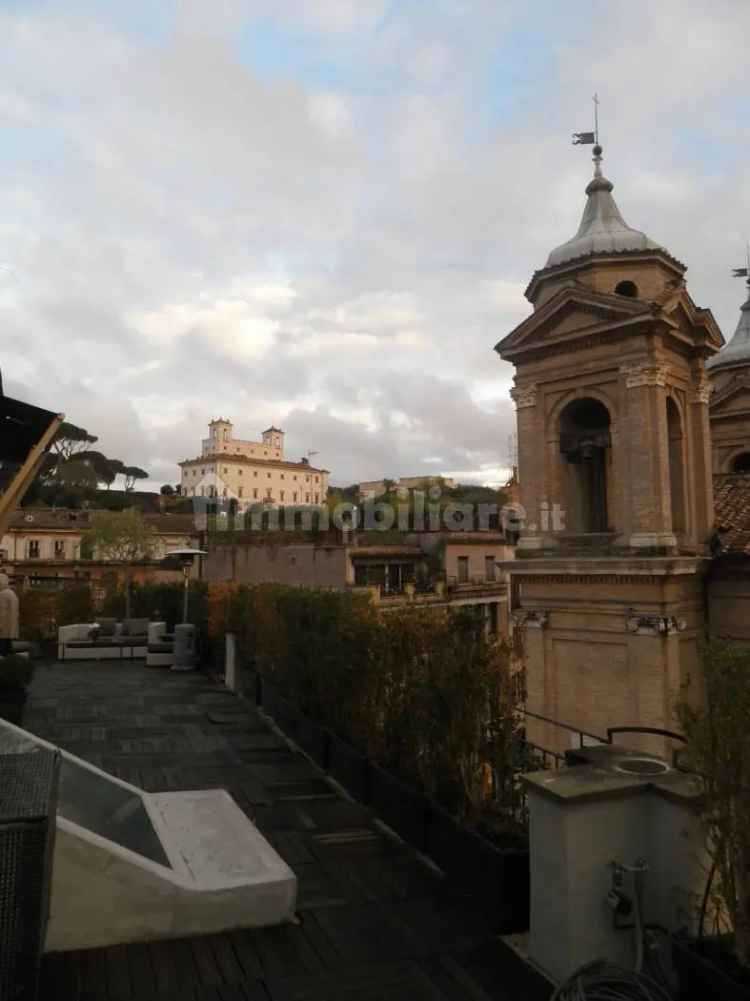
[23,420,152,509]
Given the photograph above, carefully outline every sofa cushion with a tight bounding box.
[147,642,174,654]
[97,617,118,637]
[124,618,149,637]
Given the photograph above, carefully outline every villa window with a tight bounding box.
[281,474,285,480]
[28,540,40,558]
[223,487,228,497]
[55,540,65,559]
[238,468,242,475]
[293,492,298,502]
[254,471,258,477]
[280,490,285,500]
[485,555,496,582]
[457,556,469,583]
[238,487,243,498]
[305,493,310,503]
[253,488,258,499]
[293,475,297,481]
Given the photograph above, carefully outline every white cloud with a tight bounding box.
[0,0,748,490]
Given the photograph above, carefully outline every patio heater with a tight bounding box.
[164,547,207,623]
[164,548,206,671]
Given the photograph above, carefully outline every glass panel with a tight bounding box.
[0,724,171,869]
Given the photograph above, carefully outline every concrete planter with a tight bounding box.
[672,936,750,1001]
[369,764,428,851]
[326,731,370,802]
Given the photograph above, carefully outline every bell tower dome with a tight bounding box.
[497,145,723,552]
[493,139,724,760]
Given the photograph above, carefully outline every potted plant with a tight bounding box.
[0,655,34,725]
[675,640,750,998]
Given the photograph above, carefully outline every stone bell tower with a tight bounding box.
[496,144,724,755]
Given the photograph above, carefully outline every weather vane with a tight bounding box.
[572,93,600,147]
[732,244,750,285]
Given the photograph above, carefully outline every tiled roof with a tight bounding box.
[713,474,750,554]
[8,508,197,535]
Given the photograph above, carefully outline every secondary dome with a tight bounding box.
[706,283,750,373]
[546,146,664,268]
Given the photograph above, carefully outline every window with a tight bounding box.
[614,280,638,298]
[267,472,271,478]
[280,490,285,501]
[223,487,228,497]
[253,488,258,499]
[314,493,319,503]
[280,474,285,480]
[28,540,40,558]
[457,556,469,583]
[264,451,267,456]
[238,487,243,498]
[293,475,297,481]
[315,476,319,483]
[305,493,310,503]
[223,467,228,473]
[485,555,496,582]
[305,475,310,482]
[293,492,298,502]
[55,540,65,558]
[201,468,205,475]
[254,471,258,477]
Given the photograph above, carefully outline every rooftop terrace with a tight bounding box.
[27,661,549,1001]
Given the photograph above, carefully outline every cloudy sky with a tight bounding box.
[2,1,749,489]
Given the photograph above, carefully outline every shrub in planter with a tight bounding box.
[677,640,750,981]
[0,655,34,725]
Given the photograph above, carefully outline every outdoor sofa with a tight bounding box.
[57,617,150,661]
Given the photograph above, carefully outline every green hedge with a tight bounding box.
[224,584,529,837]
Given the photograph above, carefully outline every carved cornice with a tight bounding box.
[510,384,538,409]
[512,574,667,585]
[620,363,671,389]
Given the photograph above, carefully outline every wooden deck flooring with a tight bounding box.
[27,661,550,1001]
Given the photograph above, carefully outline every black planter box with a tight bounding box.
[369,763,428,852]
[295,713,329,769]
[426,805,529,933]
[327,730,370,802]
[242,669,261,705]
[261,681,302,740]
[672,936,750,1001]
[0,691,26,726]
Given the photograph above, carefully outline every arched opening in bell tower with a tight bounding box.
[666,398,686,535]
[559,398,611,534]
